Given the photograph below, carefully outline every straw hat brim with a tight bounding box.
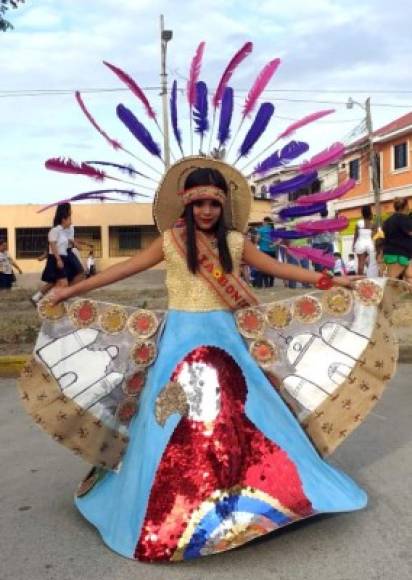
[153,156,251,233]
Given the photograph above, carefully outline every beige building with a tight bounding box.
[0,199,271,272]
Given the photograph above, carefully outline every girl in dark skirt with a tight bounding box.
[0,239,22,289]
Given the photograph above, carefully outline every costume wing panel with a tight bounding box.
[236,278,408,456]
[18,299,165,470]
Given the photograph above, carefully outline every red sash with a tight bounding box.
[170,227,259,311]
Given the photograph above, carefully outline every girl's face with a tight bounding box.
[62,213,72,228]
[192,199,222,231]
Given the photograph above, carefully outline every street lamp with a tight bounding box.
[346,97,381,225]
[160,15,173,168]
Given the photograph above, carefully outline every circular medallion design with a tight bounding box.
[38,299,66,321]
[69,299,98,328]
[322,287,353,316]
[250,339,278,368]
[99,306,127,334]
[123,370,146,396]
[293,295,322,324]
[235,308,265,338]
[127,309,159,338]
[265,303,292,329]
[130,340,157,367]
[354,280,383,306]
[117,397,138,424]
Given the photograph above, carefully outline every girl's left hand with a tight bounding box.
[333,275,364,289]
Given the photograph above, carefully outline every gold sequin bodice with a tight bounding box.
[163,229,245,311]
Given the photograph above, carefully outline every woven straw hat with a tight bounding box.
[153,156,252,234]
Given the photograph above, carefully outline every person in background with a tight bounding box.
[333,252,346,277]
[311,209,335,272]
[346,253,356,275]
[86,250,96,278]
[0,239,22,289]
[256,217,277,288]
[353,205,376,275]
[382,197,412,284]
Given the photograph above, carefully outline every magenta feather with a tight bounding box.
[296,179,356,205]
[287,246,335,268]
[103,60,156,119]
[300,142,345,173]
[243,58,281,118]
[187,41,206,108]
[212,42,253,109]
[45,158,106,181]
[75,91,121,150]
[296,216,349,233]
[277,109,335,140]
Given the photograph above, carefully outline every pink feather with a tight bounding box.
[75,91,121,150]
[300,142,345,173]
[277,109,335,140]
[45,158,105,181]
[287,246,335,268]
[296,216,349,233]
[187,41,206,108]
[296,179,356,205]
[103,61,156,119]
[243,58,281,118]
[212,41,253,109]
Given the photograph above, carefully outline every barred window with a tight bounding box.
[15,228,49,259]
[75,226,102,258]
[349,158,360,181]
[394,142,408,170]
[0,228,7,244]
[109,225,157,257]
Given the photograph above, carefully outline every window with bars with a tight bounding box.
[109,226,157,257]
[349,158,360,181]
[15,228,49,259]
[288,178,321,202]
[0,228,7,244]
[75,226,102,258]
[393,142,408,170]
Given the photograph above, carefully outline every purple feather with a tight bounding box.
[237,102,274,161]
[270,229,314,240]
[279,202,327,220]
[218,86,234,148]
[85,161,148,178]
[116,104,162,159]
[254,140,309,174]
[170,80,184,155]
[193,81,209,136]
[269,171,318,196]
[37,188,148,213]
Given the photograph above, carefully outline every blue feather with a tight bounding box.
[269,171,318,196]
[85,160,148,178]
[237,102,274,161]
[218,86,234,147]
[254,140,309,174]
[116,104,162,158]
[279,202,326,220]
[170,80,183,155]
[193,81,209,136]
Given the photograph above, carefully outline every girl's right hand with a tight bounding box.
[48,286,70,306]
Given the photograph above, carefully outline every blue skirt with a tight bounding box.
[76,309,367,561]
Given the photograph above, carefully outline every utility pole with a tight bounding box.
[160,15,172,168]
[365,97,382,226]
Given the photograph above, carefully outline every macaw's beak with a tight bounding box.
[155,381,189,427]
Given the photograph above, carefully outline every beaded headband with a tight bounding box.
[178,185,226,206]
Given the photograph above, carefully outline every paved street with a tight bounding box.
[1,367,411,580]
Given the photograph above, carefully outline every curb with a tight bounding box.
[1,348,412,379]
[0,355,30,378]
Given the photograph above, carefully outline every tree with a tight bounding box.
[0,0,25,32]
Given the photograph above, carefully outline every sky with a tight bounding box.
[1,0,412,206]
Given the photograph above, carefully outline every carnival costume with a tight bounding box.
[19,41,408,562]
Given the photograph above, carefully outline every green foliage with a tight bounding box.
[0,0,25,32]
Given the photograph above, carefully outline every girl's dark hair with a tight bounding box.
[53,203,71,227]
[361,205,373,221]
[183,168,233,275]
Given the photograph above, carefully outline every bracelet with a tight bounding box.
[315,270,334,290]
